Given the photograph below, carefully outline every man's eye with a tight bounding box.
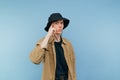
[55,22,58,24]
[61,22,63,24]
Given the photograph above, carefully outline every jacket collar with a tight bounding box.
[48,36,66,45]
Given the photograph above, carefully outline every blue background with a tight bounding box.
[0,0,120,80]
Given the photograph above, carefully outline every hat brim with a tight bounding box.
[45,18,69,32]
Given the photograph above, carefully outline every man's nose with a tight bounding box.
[59,24,63,28]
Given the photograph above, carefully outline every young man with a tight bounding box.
[30,13,76,80]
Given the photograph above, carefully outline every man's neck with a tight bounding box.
[53,34,61,42]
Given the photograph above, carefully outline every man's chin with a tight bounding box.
[55,32,62,35]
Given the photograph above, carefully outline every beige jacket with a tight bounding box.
[30,37,76,80]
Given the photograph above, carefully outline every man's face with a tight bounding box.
[52,20,64,35]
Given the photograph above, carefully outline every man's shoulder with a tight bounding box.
[62,37,72,45]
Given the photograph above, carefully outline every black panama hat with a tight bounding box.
[45,13,70,31]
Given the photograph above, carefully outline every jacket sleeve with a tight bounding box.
[71,46,76,79]
[70,43,76,79]
[29,39,46,64]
